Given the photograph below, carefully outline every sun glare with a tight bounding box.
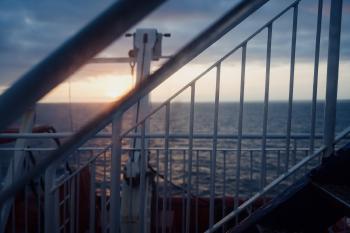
[103,74,133,100]
[41,74,134,103]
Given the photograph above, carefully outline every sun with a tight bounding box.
[41,73,134,103]
[103,75,133,100]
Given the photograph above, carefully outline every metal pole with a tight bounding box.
[110,118,122,233]
[324,0,343,156]
[285,5,298,171]
[209,63,221,230]
[235,44,246,214]
[186,83,195,233]
[261,24,272,189]
[45,166,58,233]
[309,0,323,154]
[162,103,170,233]
[89,162,96,233]
[139,123,146,233]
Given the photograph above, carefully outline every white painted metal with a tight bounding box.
[0,109,35,233]
[121,28,161,233]
[261,24,272,189]
[110,118,122,233]
[209,63,221,230]
[324,0,343,157]
[309,0,323,154]
[0,1,347,233]
[285,5,298,172]
[205,126,350,233]
[44,165,59,233]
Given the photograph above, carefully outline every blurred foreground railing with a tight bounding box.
[0,0,346,232]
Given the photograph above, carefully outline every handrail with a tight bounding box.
[0,0,164,131]
[0,0,269,206]
[0,132,328,139]
[205,126,350,233]
[0,147,313,152]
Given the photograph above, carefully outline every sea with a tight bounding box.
[1,101,350,195]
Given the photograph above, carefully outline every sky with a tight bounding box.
[0,0,349,103]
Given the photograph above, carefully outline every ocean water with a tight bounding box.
[2,101,350,195]
[34,101,350,135]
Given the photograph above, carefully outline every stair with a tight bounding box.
[313,183,350,209]
[229,143,350,233]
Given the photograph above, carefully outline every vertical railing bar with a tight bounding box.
[139,122,146,233]
[186,83,195,233]
[63,181,67,233]
[195,150,199,233]
[182,150,186,233]
[89,159,96,233]
[38,176,41,233]
[110,117,122,233]
[54,190,60,233]
[169,150,173,233]
[222,150,227,233]
[127,150,133,230]
[293,139,297,166]
[292,139,297,181]
[24,175,28,233]
[76,152,81,233]
[304,150,308,174]
[261,23,272,189]
[156,150,160,233]
[11,160,15,233]
[45,163,58,233]
[277,150,281,176]
[235,44,247,214]
[285,5,298,172]
[69,177,75,233]
[309,0,323,154]
[250,151,253,196]
[209,62,221,230]
[101,152,107,233]
[162,103,170,233]
[324,0,343,156]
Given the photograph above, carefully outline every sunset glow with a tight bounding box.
[42,74,134,103]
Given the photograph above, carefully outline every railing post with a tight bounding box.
[45,165,59,233]
[110,117,122,233]
[0,109,34,232]
[324,0,343,156]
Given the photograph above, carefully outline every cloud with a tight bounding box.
[0,0,349,89]
[0,0,114,85]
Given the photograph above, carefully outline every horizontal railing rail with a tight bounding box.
[0,132,330,139]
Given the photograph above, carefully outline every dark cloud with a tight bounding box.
[0,0,114,85]
[0,0,349,86]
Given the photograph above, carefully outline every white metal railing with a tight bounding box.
[207,126,350,233]
[0,0,347,233]
[112,0,345,232]
[0,134,329,232]
[0,1,272,232]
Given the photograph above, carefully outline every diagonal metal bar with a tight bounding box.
[285,5,299,172]
[309,0,323,154]
[206,126,350,233]
[0,0,164,131]
[324,0,343,156]
[0,0,269,206]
